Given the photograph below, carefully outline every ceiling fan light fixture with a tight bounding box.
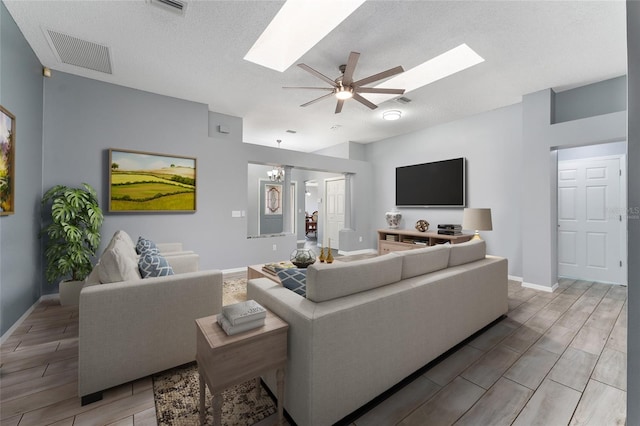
[335,86,354,100]
[383,110,402,121]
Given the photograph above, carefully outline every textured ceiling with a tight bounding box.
[4,0,627,153]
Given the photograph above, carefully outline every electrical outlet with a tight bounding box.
[272,244,277,251]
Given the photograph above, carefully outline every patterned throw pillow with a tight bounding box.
[276,268,307,297]
[138,253,174,278]
[136,236,158,255]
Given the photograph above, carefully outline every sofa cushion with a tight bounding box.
[139,253,174,278]
[276,268,307,297]
[448,239,486,267]
[136,236,158,255]
[98,237,142,283]
[111,230,138,259]
[305,254,403,302]
[392,245,450,279]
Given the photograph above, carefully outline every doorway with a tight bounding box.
[324,177,345,250]
[557,152,627,285]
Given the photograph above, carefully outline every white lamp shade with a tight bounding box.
[462,208,493,231]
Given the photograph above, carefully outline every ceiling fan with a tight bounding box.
[284,52,405,114]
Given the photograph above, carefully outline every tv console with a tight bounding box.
[377,229,473,255]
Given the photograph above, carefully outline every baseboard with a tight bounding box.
[508,275,523,283]
[337,248,377,256]
[522,281,558,293]
[1,294,58,344]
[221,266,247,274]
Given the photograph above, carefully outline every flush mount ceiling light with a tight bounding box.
[335,85,354,100]
[244,0,366,72]
[383,110,402,121]
[366,44,485,105]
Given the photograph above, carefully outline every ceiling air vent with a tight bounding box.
[395,96,412,104]
[45,29,112,74]
[147,0,187,15]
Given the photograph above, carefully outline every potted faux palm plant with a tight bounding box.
[41,183,104,305]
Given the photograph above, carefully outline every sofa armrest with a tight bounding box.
[166,253,199,274]
[156,242,183,253]
[78,269,223,397]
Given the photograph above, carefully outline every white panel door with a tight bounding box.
[558,158,624,284]
[324,178,345,249]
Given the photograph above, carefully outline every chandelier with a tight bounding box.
[268,166,285,182]
[267,139,285,182]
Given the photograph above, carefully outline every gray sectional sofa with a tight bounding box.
[247,239,508,426]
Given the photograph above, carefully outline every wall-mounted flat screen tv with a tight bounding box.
[396,157,466,207]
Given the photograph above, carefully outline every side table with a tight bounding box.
[195,310,288,425]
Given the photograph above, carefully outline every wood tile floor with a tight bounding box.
[0,277,626,425]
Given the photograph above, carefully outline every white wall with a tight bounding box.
[365,103,524,276]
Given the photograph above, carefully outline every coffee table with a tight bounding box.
[196,310,288,425]
[247,263,281,284]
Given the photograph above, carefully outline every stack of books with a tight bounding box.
[217,300,267,336]
[262,261,295,275]
[437,224,462,235]
[385,234,399,242]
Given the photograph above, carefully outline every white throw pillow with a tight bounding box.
[111,230,138,259]
[98,238,142,283]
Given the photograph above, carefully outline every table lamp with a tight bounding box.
[462,208,493,240]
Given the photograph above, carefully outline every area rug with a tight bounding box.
[153,362,276,425]
[222,277,248,305]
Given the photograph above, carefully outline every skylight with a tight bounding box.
[244,0,367,72]
[366,44,485,105]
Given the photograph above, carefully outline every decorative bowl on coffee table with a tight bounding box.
[290,249,316,268]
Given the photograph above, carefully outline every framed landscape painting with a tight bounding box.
[109,149,196,212]
[0,105,15,216]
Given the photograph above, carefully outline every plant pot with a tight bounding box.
[59,280,84,306]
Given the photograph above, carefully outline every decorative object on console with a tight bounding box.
[290,249,316,268]
[318,247,326,263]
[415,219,429,232]
[462,208,493,240]
[385,210,402,228]
[0,105,15,215]
[437,224,462,235]
[109,149,196,213]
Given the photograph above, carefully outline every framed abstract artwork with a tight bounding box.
[109,149,196,212]
[0,105,15,216]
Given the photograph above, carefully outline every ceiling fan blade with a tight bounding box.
[335,99,345,114]
[301,92,335,107]
[283,87,335,91]
[341,52,360,86]
[352,66,404,87]
[353,93,378,110]
[298,63,338,87]
[356,87,405,95]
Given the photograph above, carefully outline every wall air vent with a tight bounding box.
[45,29,113,74]
[395,96,412,104]
[286,130,297,134]
[147,0,187,15]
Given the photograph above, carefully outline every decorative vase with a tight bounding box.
[319,247,325,263]
[326,242,334,264]
[385,211,402,229]
[290,249,316,268]
[415,219,430,232]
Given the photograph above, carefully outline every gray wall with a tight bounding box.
[41,72,373,294]
[0,2,44,337]
[626,1,639,422]
[554,76,627,124]
[521,88,626,289]
[365,103,524,277]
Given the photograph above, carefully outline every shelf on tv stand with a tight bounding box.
[377,229,473,255]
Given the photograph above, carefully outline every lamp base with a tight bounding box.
[471,231,483,240]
